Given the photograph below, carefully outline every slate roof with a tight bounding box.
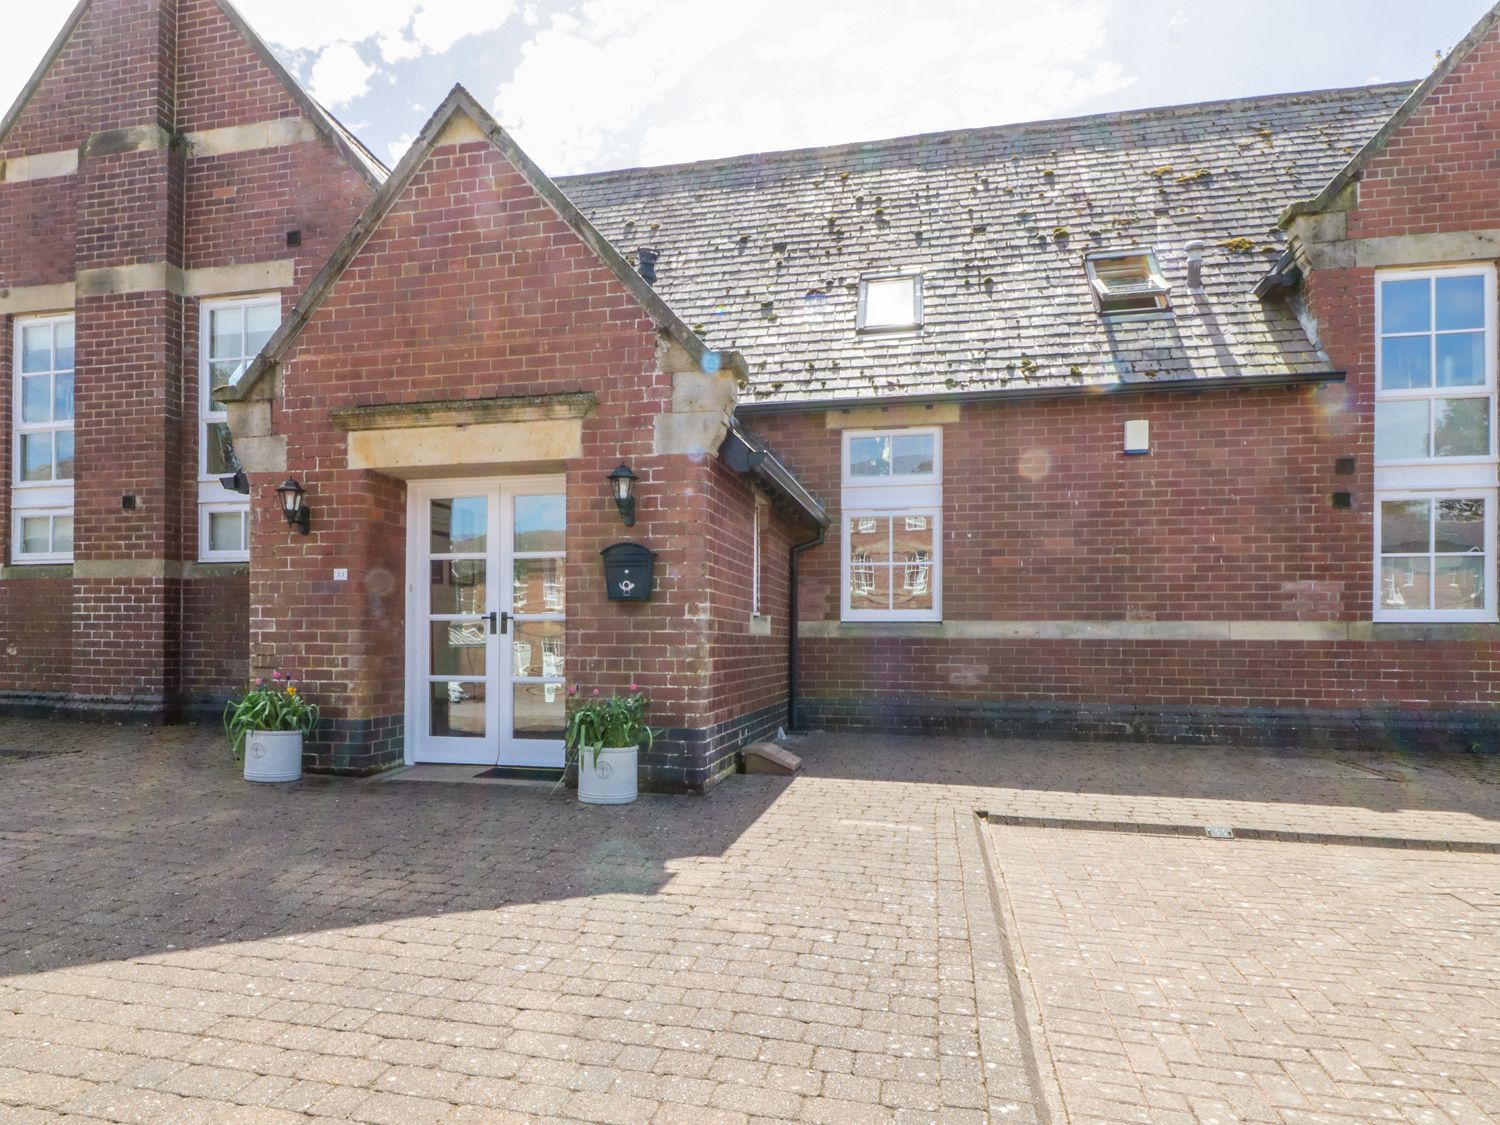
[558,83,1412,406]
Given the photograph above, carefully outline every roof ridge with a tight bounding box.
[556,80,1416,184]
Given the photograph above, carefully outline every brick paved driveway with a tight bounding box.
[990,825,1500,1125]
[0,720,1497,1123]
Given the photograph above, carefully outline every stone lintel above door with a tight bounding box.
[333,392,597,475]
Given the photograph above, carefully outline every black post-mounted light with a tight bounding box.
[607,463,639,527]
[275,478,311,535]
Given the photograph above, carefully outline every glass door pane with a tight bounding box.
[425,495,493,753]
[503,488,566,765]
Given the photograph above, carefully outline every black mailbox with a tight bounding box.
[601,542,655,602]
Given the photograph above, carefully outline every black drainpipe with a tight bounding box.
[786,525,826,732]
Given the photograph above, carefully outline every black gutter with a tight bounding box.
[787,525,825,733]
[736,370,1346,417]
[721,420,829,528]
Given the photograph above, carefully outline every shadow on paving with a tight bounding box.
[0,720,789,979]
[787,729,1500,822]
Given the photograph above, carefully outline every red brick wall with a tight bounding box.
[0,179,78,288]
[757,388,1365,621]
[180,572,249,702]
[0,577,72,695]
[175,0,301,133]
[0,0,374,716]
[750,380,1500,726]
[183,145,370,271]
[700,457,797,733]
[1347,32,1500,240]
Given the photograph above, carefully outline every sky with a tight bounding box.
[0,0,1491,176]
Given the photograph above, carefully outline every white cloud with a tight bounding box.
[387,132,416,166]
[0,1,520,120]
[234,0,515,62]
[309,43,376,107]
[410,4,515,55]
[497,0,1135,174]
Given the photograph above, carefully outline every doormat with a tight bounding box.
[473,765,564,782]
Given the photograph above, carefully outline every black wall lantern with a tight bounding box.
[607,463,639,527]
[276,478,311,535]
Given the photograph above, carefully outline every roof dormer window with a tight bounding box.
[1086,251,1171,317]
[858,274,922,333]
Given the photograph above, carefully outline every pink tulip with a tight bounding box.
[592,688,600,697]
[629,682,639,692]
[272,671,282,681]
[568,685,579,696]
[254,677,264,687]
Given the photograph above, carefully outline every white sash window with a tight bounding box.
[840,427,942,621]
[1373,266,1497,621]
[199,296,278,561]
[12,314,74,564]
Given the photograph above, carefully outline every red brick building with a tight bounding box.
[5,0,1500,789]
[0,0,378,721]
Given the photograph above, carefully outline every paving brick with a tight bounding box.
[5,721,1500,1125]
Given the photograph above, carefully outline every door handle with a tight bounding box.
[487,611,511,635]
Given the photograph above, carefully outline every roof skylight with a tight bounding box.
[858,275,922,332]
[1086,251,1171,316]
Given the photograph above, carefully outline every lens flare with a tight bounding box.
[1018,448,1052,480]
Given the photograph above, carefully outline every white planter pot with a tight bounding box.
[244,730,303,783]
[577,744,638,805]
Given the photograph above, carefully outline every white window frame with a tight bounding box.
[13,509,73,565]
[841,508,942,623]
[841,426,942,489]
[840,427,942,622]
[198,295,279,562]
[857,273,923,334]
[1085,250,1172,318]
[12,313,75,565]
[1372,489,1496,623]
[199,502,251,563]
[1374,265,1497,467]
[1372,265,1499,622]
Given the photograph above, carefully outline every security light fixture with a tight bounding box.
[607,463,639,527]
[276,478,310,534]
[219,469,250,495]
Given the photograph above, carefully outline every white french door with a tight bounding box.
[406,477,567,767]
